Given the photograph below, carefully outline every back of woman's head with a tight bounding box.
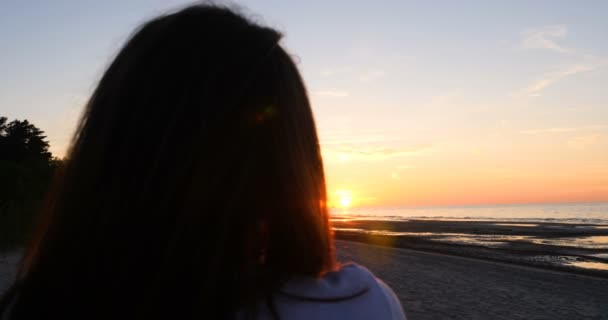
[1,4,334,319]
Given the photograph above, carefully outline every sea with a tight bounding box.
[330,202,608,224]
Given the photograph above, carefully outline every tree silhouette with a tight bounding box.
[0,118,52,165]
[0,117,57,249]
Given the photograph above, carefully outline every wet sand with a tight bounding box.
[333,219,608,277]
[337,240,608,320]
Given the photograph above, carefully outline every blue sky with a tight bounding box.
[1,1,607,205]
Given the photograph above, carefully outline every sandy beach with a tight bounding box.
[336,240,608,320]
[2,243,608,319]
[0,250,19,296]
[333,218,608,277]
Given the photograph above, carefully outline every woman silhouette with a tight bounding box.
[0,4,405,320]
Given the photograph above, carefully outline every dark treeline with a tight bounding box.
[0,116,63,250]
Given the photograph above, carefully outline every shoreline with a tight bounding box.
[333,219,608,278]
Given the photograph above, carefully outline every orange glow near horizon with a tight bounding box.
[321,131,608,208]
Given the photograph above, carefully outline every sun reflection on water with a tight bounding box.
[567,261,608,270]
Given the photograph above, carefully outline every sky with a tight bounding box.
[1,1,607,207]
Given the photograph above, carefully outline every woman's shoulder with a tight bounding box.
[266,262,407,319]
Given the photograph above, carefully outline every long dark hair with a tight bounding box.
[0,4,334,319]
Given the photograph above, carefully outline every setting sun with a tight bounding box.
[336,190,352,208]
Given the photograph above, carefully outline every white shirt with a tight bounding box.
[240,263,407,319]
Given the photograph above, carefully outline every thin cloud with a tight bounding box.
[324,144,433,162]
[520,125,607,135]
[336,145,430,158]
[428,90,463,106]
[397,165,415,170]
[567,134,607,149]
[320,66,352,77]
[482,169,524,180]
[521,25,569,53]
[391,165,415,180]
[520,127,580,134]
[516,25,608,98]
[320,129,433,163]
[321,132,401,146]
[314,90,350,98]
[321,70,335,77]
[359,69,386,83]
[515,63,600,98]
